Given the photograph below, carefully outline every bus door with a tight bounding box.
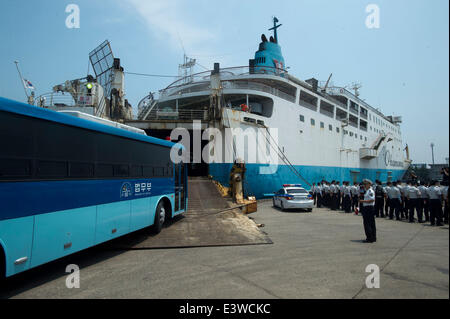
[175,164,180,212]
[180,163,186,210]
[174,163,186,212]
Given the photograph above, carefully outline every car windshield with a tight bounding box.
[286,188,307,194]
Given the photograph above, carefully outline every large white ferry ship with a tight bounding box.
[133,18,411,198]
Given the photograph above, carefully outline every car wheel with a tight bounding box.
[280,201,285,211]
[272,197,276,207]
[152,201,166,234]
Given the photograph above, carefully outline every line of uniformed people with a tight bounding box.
[311,180,364,214]
[310,180,449,227]
[384,180,448,226]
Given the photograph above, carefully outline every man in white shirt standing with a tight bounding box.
[407,181,421,223]
[351,182,359,213]
[384,183,390,217]
[359,179,376,243]
[428,180,444,226]
[342,181,352,213]
[418,182,429,222]
[399,182,410,220]
[316,182,323,208]
[387,181,402,220]
[311,183,317,205]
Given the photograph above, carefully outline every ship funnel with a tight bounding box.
[250,17,285,75]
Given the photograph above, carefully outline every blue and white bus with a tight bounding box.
[0,97,187,278]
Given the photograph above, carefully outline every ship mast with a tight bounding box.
[14,61,30,102]
[269,17,282,43]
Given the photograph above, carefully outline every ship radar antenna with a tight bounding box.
[176,32,196,83]
[269,16,282,43]
[178,54,196,84]
[350,82,362,97]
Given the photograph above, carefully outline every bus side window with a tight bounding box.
[97,164,113,177]
[143,166,154,177]
[154,167,164,177]
[70,162,94,178]
[37,160,68,178]
[0,158,32,178]
[130,165,143,177]
[113,165,129,177]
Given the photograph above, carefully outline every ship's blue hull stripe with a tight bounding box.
[209,163,406,198]
[0,178,174,221]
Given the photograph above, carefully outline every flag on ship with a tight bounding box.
[23,79,35,90]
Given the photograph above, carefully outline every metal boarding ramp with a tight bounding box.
[105,177,272,249]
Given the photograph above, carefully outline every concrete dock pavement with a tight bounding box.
[1,201,448,299]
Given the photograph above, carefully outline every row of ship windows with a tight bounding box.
[299,115,368,142]
[369,113,399,134]
[298,90,400,136]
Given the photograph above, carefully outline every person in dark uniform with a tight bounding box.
[374,180,385,218]
[360,179,376,243]
[358,182,365,212]
[330,181,337,211]
[441,167,449,185]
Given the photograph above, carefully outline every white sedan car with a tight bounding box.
[272,184,314,211]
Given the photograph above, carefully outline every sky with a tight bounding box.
[0,0,448,165]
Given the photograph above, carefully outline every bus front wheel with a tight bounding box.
[152,201,166,234]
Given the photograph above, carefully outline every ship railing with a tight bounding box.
[360,112,368,119]
[144,108,209,121]
[336,114,348,121]
[299,100,318,111]
[137,93,158,120]
[348,120,359,129]
[160,82,211,99]
[35,91,98,109]
[327,86,389,121]
[319,108,334,119]
[95,94,107,117]
[349,107,359,115]
[324,96,348,110]
[159,66,289,98]
[221,80,296,103]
